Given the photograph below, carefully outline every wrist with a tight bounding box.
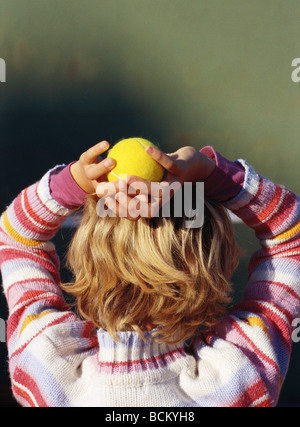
[200,154,216,181]
[199,146,245,202]
[50,163,88,209]
[70,161,94,194]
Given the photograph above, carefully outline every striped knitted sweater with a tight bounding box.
[0,158,299,407]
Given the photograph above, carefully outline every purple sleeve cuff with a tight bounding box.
[49,162,88,210]
[200,146,245,202]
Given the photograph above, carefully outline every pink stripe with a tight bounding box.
[6,278,58,308]
[244,280,300,306]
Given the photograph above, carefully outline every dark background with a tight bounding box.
[0,0,299,407]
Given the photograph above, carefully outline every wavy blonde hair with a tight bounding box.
[62,190,239,344]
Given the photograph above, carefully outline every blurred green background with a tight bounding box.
[0,0,299,407]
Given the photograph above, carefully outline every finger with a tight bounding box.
[96,179,127,198]
[85,157,116,181]
[83,141,110,164]
[109,194,140,221]
[111,191,161,220]
[145,146,182,176]
[126,176,165,198]
[127,176,152,196]
[105,196,125,218]
[116,193,149,220]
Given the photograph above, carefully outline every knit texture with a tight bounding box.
[0,161,299,407]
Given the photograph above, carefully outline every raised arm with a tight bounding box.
[197,153,299,406]
[0,141,115,406]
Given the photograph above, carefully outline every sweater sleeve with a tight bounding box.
[0,166,97,407]
[200,145,245,202]
[191,159,300,407]
[49,162,88,209]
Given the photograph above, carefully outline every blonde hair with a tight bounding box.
[62,190,239,344]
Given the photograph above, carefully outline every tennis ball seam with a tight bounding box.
[134,138,147,149]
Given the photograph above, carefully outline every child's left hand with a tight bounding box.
[70,141,116,194]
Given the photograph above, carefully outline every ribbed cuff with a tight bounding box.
[49,162,89,210]
[200,146,245,202]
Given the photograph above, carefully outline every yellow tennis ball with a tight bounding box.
[106,137,165,182]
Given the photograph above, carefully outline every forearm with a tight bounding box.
[214,160,299,404]
[224,159,299,247]
[0,166,75,248]
[0,166,95,377]
[0,165,77,307]
[201,147,299,258]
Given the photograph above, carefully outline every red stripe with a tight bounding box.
[6,278,58,311]
[233,181,296,239]
[226,316,282,377]
[8,286,56,305]
[248,245,300,272]
[23,187,60,230]
[14,367,48,407]
[248,190,296,234]
[232,300,292,352]
[13,190,50,229]
[230,378,271,407]
[34,184,66,218]
[12,192,56,240]
[98,347,185,370]
[0,246,58,271]
[13,383,35,407]
[235,298,293,337]
[82,321,99,347]
[257,186,283,223]
[12,288,68,309]
[240,185,282,229]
